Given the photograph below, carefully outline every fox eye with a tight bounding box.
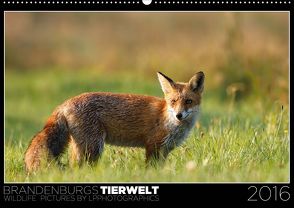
[171,99,176,104]
[185,99,192,104]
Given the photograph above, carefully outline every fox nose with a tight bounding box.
[176,113,183,120]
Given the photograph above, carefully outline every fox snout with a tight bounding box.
[176,113,183,120]
[174,110,190,121]
[168,106,190,121]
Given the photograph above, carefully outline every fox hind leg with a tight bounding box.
[69,136,83,167]
[69,121,106,166]
[145,143,170,167]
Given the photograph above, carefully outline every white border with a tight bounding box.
[3,11,291,184]
[1,1,293,4]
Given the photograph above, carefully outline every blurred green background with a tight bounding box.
[5,12,289,182]
[5,12,288,104]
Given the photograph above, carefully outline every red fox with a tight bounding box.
[24,71,205,172]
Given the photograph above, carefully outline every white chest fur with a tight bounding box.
[162,110,199,151]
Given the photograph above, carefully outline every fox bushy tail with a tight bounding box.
[24,112,70,172]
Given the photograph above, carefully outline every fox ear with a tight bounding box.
[189,71,205,93]
[157,72,176,94]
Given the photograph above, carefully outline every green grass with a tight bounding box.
[5,70,289,182]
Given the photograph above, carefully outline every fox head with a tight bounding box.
[157,71,205,122]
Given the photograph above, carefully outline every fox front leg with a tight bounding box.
[145,144,170,167]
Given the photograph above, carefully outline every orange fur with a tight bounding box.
[24,72,205,172]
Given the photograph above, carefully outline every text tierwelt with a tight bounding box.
[100,186,159,195]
